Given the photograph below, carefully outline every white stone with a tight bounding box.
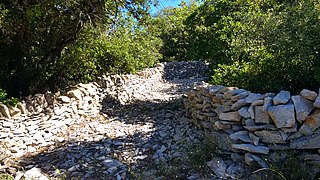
[67,89,83,100]
[245,93,264,103]
[268,104,296,128]
[0,103,11,118]
[263,97,273,111]
[273,90,290,105]
[23,167,49,180]
[231,99,248,110]
[300,89,317,101]
[248,106,255,119]
[238,107,251,119]
[255,106,271,124]
[299,111,320,135]
[292,95,314,123]
[57,96,71,103]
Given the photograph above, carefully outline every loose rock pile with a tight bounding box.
[184,83,320,177]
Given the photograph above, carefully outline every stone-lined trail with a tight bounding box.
[0,61,215,179]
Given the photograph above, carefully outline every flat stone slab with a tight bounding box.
[232,144,269,154]
[255,106,271,124]
[300,89,317,101]
[268,104,296,128]
[231,99,248,110]
[291,95,314,123]
[299,111,320,135]
[238,107,250,119]
[219,112,241,122]
[229,131,252,143]
[244,124,277,131]
[254,130,286,144]
[273,90,290,105]
[245,93,264,104]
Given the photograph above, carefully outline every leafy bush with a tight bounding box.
[196,0,320,93]
[49,15,162,90]
[0,0,154,96]
[152,2,198,62]
[0,89,19,106]
[155,0,320,93]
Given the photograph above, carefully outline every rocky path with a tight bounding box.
[1,61,216,179]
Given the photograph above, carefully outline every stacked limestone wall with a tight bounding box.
[0,64,167,157]
[184,82,320,165]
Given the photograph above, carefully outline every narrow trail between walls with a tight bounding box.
[1,61,219,179]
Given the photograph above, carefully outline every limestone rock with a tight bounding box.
[231,99,249,110]
[300,89,317,101]
[248,106,255,119]
[290,129,320,149]
[249,133,260,145]
[245,119,255,126]
[229,130,252,143]
[281,125,298,133]
[57,96,71,103]
[208,85,225,95]
[23,167,49,180]
[314,95,320,108]
[214,121,231,130]
[299,111,320,135]
[223,89,246,100]
[238,107,251,119]
[268,104,295,128]
[214,105,231,114]
[17,102,27,114]
[263,97,273,111]
[8,105,21,117]
[232,144,269,154]
[231,91,249,101]
[245,93,264,104]
[292,95,314,122]
[254,130,286,144]
[244,124,277,131]
[0,103,11,118]
[67,89,83,101]
[273,90,290,105]
[251,100,264,106]
[220,87,237,94]
[219,112,241,122]
[264,93,276,98]
[255,106,271,124]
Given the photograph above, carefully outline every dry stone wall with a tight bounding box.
[0,63,169,157]
[184,82,320,164]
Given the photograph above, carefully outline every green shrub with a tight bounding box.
[0,89,19,106]
[50,15,162,90]
[207,0,320,93]
[0,0,154,96]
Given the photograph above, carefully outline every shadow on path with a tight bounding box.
[15,96,205,179]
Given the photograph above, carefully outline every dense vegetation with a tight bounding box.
[0,0,320,100]
[155,0,320,94]
[0,0,159,97]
